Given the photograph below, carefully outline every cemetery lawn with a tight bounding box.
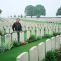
[0,38,47,61]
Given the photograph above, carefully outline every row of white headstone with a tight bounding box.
[16,35,61,61]
[0,30,31,49]
[0,25,61,49]
[1,23,61,34]
[0,19,61,34]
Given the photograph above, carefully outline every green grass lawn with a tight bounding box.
[0,38,47,61]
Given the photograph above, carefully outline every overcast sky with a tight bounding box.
[0,0,61,17]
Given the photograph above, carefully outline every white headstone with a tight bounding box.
[29,46,38,61]
[17,52,28,61]
[51,37,56,51]
[56,25,59,33]
[55,35,60,49]
[10,28,13,33]
[45,27,49,35]
[5,34,11,49]
[32,30,35,35]
[6,27,10,33]
[36,28,40,36]
[45,39,52,52]
[38,42,45,61]
[12,32,18,42]
[20,31,24,43]
[41,28,44,37]
[48,27,53,35]
[27,31,30,39]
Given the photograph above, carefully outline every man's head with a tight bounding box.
[16,18,20,23]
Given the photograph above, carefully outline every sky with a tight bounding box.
[0,0,61,17]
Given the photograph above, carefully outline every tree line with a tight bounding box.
[25,5,46,18]
[0,5,61,17]
[25,5,61,18]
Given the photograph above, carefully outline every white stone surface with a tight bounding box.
[32,30,35,35]
[51,37,56,51]
[27,31,30,39]
[36,28,40,36]
[12,32,18,42]
[5,34,11,49]
[38,42,45,61]
[45,39,52,52]
[20,31,24,42]
[48,27,53,35]
[55,35,60,49]
[29,46,38,61]
[17,52,28,61]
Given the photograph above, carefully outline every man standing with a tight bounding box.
[12,18,22,42]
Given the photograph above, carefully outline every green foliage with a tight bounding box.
[53,32,61,36]
[54,49,61,61]
[27,35,42,43]
[35,5,46,18]
[45,51,57,61]
[43,49,61,61]
[56,7,61,16]
[42,34,53,38]
[13,41,21,47]
[25,5,46,18]
[27,35,37,43]
[25,5,35,18]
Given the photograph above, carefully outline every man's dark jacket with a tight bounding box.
[12,22,22,31]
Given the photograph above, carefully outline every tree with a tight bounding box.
[56,7,61,16]
[25,5,35,18]
[0,9,2,14]
[35,5,46,18]
[25,5,46,18]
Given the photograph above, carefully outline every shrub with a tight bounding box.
[27,35,37,43]
[13,41,21,47]
[53,32,61,36]
[54,49,61,61]
[43,50,61,61]
[37,36,41,40]
[42,34,53,38]
[45,51,57,61]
